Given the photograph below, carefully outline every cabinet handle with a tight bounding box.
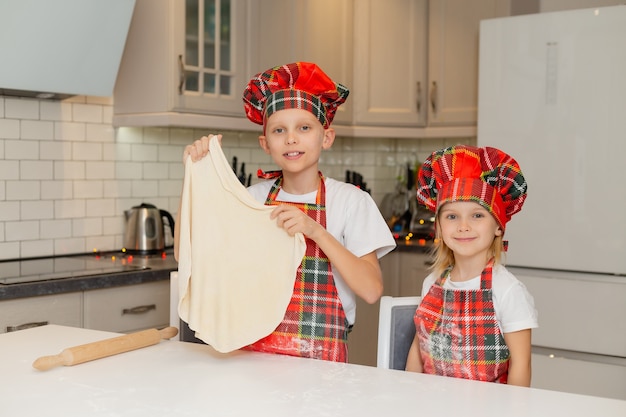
[416,81,422,112]
[6,321,48,332]
[430,81,438,114]
[178,54,186,94]
[122,304,156,315]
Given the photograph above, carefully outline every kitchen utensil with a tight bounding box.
[123,203,175,254]
[32,327,179,371]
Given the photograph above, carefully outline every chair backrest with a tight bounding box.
[377,295,421,370]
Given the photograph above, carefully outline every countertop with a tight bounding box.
[2,325,625,417]
[0,251,178,301]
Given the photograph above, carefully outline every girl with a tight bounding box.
[405,145,538,386]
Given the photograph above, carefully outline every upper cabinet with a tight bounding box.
[113,0,511,137]
[353,0,510,130]
[113,0,252,130]
[247,0,354,125]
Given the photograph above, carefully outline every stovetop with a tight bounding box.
[0,250,171,285]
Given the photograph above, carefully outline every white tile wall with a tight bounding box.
[0,95,475,259]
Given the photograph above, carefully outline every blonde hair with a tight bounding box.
[429,222,504,278]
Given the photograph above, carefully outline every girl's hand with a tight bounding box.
[271,204,323,238]
[182,134,222,164]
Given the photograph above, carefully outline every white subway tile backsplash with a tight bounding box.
[54,122,86,141]
[103,143,131,161]
[0,118,20,139]
[115,161,142,179]
[5,98,39,120]
[5,139,39,159]
[73,103,103,123]
[86,235,116,253]
[21,201,54,220]
[20,239,53,258]
[41,219,72,239]
[144,127,170,143]
[6,220,39,241]
[158,145,183,162]
[73,142,102,160]
[74,180,103,199]
[85,161,115,180]
[21,120,54,140]
[143,162,169,179]
[131,180,159,197]
[7,180,40,200]
[72,218,103,237]
[54,160,85,180]
[20,161,53,180]
[85,199,115,217]
[40,141,72,160]
[41,180,73,200]
[117,127,144,143]
[86,123,115,143]
[54,199,86,219]
[1,95,477,257]
[40,100,72,121]
[54,237,85,255]
[0,242,20,260]
[0,160,19,180]
[131,144,158,161]
[103,180,132,198]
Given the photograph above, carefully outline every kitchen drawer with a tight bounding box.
[0,292,82,334]
[83,281,170,333]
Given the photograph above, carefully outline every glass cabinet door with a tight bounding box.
[183,0,233,97]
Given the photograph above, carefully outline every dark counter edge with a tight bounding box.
[0,266,178,301]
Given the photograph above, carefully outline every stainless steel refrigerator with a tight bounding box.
[477,6,626,400]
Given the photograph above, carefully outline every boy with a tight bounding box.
[177,62,396,361]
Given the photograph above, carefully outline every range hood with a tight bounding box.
[0,0,136,99]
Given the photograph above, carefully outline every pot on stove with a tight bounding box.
[123,203,175,254]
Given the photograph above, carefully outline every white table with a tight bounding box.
[2,325,625,417]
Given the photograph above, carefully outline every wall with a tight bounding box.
[0,95,473,260]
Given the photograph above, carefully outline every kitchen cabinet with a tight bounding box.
[247,0,354,125]
[1,280,170,335]
[348,249,431,366]
[352,0,509,129]
[0,293,82,334]
[83,281,170,334]
[113,0,252,129]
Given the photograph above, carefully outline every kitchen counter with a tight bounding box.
[2,325,625,417]
[0,251,178,301]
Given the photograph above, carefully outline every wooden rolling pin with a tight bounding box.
[32,326,179,371]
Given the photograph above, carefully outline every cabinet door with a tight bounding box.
[427,0,510,126]
[83,281,170,333]
[114,0,249,121]
[249,0,353,124]
[353,0,428,126]
[0,293,82,334]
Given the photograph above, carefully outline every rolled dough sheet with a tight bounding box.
[177,136,306,353]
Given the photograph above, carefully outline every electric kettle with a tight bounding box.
[123,203,175,254]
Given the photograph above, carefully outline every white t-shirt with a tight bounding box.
[420,264,538,334]
[248,177,397,324]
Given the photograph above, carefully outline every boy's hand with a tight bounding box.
[183,134,222,164]
[271,204,322,238]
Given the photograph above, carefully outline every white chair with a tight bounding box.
[377,295,421,370]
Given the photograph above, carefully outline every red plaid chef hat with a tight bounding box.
[242,62,349,129]
[416,145,527,231]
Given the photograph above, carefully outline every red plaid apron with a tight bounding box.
[245,173,349,362]
[414,260,510,383]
